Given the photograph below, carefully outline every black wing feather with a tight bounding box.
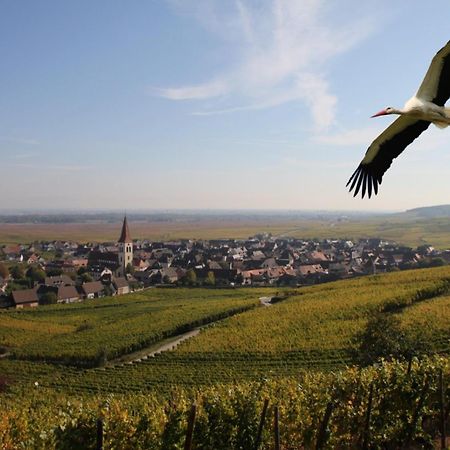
[347,118,431,199]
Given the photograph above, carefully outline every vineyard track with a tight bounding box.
[109,295,282,366]
[107,329,201,366]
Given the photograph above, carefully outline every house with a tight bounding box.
[113,277,130,295]
[26,253,40,265]
[12,289,39,308]
[160,267,179,284]
[44,275,74,287]
[81,281,105,299]
[57,285,80,304]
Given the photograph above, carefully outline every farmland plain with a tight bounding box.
[1,211,450,247]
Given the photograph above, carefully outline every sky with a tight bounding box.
[1,0,450,212]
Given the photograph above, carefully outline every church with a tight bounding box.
[87,216,133,279]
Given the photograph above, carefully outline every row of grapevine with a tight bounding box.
[1,357,448,449]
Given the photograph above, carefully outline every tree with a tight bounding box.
[77,267,87,276]
[80,273,93,283]
[185,269,197,286]
[39,292,57,305]
[204,271,216,286]
[429,257,446,267]
[125,263,135,275]
[26,266,46,283]
[10,265,25,280]
[0,263,8,279]
[353,313,427,366]
[46,268,63,277]
[103,284,113,297]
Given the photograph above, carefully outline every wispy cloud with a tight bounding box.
[150,79,227,100]
[0,137,39,145]
[154,0,376,129]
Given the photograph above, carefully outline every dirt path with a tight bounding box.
[107,328,201,367]
[107,298,274,368]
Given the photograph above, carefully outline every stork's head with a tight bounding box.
[371,107,395,118]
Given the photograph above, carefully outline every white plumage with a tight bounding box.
[348,40,450,198]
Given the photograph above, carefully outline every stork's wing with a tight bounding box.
[347,116,431,198]
[416,40,450,105]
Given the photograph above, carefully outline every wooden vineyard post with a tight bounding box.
[439,369,447,450]
[404,377,430,448]
[274,405,280,450]
[184,403,197,450]
[315,401,334,450]
[254,398,269,450]
[96,418,103,450]
[406,355,413,375]
[361,383,374,450]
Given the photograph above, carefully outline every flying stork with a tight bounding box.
[347,40,450,198]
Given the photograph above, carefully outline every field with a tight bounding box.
[1,358,448,449]
[1,214,450,247]
[0,288,267,367]
[0,266,449,393]
[1,267,450,448]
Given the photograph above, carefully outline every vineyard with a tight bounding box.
[0,358,449,449]
[0,288,267,366]
[0,267,450,447]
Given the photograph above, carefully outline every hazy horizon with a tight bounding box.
[2,1,450,211]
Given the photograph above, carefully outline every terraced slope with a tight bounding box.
[1,266,449,395]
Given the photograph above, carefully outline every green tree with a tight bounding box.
[46,268,63,277]
[0,262,8,279]
[204,271,216,286]
[80,273,93,283]
[26,266,46,283]
[354,313,427,366]
[354,313,405,366]
[126,263,135,275]
[429,257,446,267]
[185,269,197,286]
[103,284,113,297]
[77,267,87,276]
[10,265,25,280]
[39,292,58,305]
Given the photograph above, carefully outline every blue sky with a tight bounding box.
[1,0,450,211]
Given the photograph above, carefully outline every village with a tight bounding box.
[0,216,449,309]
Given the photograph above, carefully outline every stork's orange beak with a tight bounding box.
[371,109,388,118]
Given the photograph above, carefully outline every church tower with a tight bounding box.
[117,216,133,277]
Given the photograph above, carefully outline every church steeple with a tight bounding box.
[117,216,133,277]
[118,215,132,243]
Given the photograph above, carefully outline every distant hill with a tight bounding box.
[403,204,450,218]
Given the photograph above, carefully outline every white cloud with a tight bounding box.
[155,0,376,129]
[150,79,228,100]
